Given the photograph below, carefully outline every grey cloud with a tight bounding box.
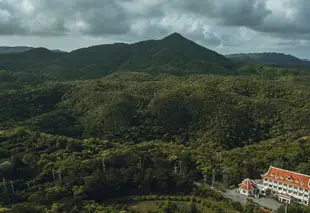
[0,0,273,37]
[251,0,310,35]
[0,0,133,36]
[173,0,271,27]
[0,1,27,35]
[1,0,310,57]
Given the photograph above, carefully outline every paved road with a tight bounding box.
[223,189,282,211]
[193,182,282,211]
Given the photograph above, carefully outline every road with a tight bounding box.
[193,182,282,211]
[222,189,282,211]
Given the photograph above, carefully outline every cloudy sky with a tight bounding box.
[1,0,310,58]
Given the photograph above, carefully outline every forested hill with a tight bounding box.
[226,52,310,68]
[1,33,310,213]
[0,33,234,81]
[1,72,310,212]
[0,47,33,53]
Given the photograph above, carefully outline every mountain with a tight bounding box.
[0,46,33,53]
[0,33,234,81]
[51,49,67,53]
[0,46,66,54]
[226,52,310,68]
[117,32,233,74]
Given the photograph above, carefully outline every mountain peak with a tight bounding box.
[163,32,186,40]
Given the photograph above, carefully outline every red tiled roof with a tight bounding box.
[263,166,310,190]
[260,208,272,213]
[239,178,257,191]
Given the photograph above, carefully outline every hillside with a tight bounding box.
[227,52,310,68]
[1,72,310,212]
[0,33,234,82]
[1,33,310,213]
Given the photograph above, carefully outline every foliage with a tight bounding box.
[1,34,310,212]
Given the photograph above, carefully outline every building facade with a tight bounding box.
[262,166,310,206]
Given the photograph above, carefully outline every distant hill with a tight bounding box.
[0,46,66,54]
[0,33,234,81]
[226,52,310,68]
[0,46,33,53]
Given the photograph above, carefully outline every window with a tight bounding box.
[286,176,293,181]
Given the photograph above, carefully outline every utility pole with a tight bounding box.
[26,182,30,189]
[212,169,215,189]
[179,160,182,175]
[10,181,14,194]
[219,153,222,169]
[223,170,228,186]
[2,178,7,192]
[285,200,288,213]
[174,164,178,176]
[58,170,62,182]
[102,158,106,172]
[204,173,207,185]
[52,168,56,181]
[137,157,142,169]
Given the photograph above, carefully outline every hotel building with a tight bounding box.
[262,166,310,206]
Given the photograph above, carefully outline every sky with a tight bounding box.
[1,0,310,59]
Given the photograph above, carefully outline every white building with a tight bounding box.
[238,178,259,196]
[262,166,310,206]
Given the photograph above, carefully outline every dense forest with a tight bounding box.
[1,33,310,213]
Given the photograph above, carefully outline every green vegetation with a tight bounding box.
[1,33,310,212]
[0,33,233,83]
